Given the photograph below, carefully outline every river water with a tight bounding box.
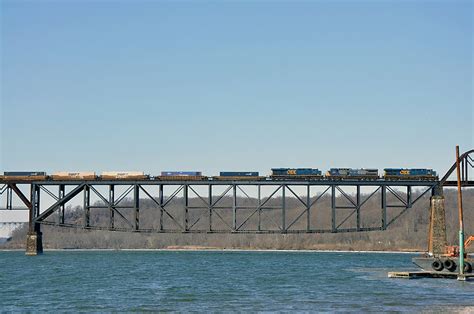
[1,250,473,312]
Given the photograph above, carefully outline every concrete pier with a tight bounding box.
[26,232,43,256]
[428,196,447,256]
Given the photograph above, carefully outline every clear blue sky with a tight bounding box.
[1,0,472,176]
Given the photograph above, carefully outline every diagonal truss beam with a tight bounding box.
[8,184,33,209]
[336,186,357,208]
[386,186,434,227]
[88,186,134,229]
[287,186,331,230]
[36,183,85,221]
[139,185,184,230]
[236,185,282,231]
[336,187,381,229]
[39,185,59,201]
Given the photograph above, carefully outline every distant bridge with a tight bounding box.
[0,148,472,254]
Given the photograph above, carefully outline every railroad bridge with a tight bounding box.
[0,148,472,255]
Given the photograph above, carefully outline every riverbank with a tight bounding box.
[0,246,424,254]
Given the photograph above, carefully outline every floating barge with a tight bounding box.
[388,271,473,280]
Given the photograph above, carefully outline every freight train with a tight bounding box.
[0,168,438,182]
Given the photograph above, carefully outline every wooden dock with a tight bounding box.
[388,271,474,280]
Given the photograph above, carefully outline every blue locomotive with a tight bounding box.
[271,168,322,179]
[326,168,379,180]
[384,168,437,180]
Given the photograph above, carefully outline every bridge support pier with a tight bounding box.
[428,195,447,256]
[26,183,43,255]
[26,231,43,256]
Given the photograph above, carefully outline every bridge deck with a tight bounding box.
[1,179,441,186]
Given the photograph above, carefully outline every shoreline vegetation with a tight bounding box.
[1,189,472,252]
[0,246,424,253]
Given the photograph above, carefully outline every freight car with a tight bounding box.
[326,168,379,180]
[271,168,322,180]
[3,171,48,181]
[215,171,261,180]
[384,168,437,181]
[52,172,97,180]
[100,171,148,180]
[158,171,206,180]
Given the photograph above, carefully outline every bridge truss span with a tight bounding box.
[17,179,437,235]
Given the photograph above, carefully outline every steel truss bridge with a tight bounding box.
[0,149,472,252]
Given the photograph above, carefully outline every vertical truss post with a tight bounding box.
[306,184,311,231]
[381,185,387,230]
[109,185,115,230]
[209,184,213,232]
[33,184,40,226]
[29,185,34,233]
[29,184,41,233]
[356,185,361,231]
[159,184,164,231]
[6,187,12,210]
[407,186,412,208]
[232,185,237,231]
[331,185,336,232]
[83,185,90,228]
[184,184,188,232]
[257,185,261,232]
[59,185,65,225]
[464,158,469,182]
[282,185,286,232]
[134,184,139,231]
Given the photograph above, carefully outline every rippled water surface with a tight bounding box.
[1,250,473,312]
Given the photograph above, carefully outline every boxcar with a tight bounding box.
[158,171,205,180]
[326,168,379,180]
[101,171,148,180]
[52,172,96,180]
[271,168,322,179]
[3,171,48,181]
[384,168,437,180]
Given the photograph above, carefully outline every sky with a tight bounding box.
[1,0,472,178]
